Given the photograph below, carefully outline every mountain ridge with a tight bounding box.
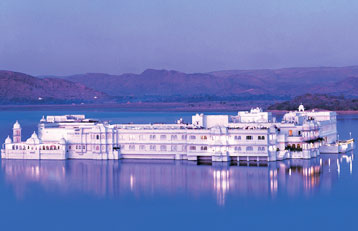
[0,70,110,104]
[49,66,358,98]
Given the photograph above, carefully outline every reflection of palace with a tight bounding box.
[1,154,353,205]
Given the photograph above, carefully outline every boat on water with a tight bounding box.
[1,104,354,162]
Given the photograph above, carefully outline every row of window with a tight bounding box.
[124,144,183,152]
[11,145,61,151]
[122,144,267,152]
[235,135,266,140]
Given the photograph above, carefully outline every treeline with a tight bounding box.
[268,94,358,111]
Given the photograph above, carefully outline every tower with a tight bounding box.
[13,121,21,143]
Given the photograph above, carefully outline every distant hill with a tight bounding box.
[4,66,358,105]
[0,71,110,104]
[46,66,358,100]
[268,94,358,111]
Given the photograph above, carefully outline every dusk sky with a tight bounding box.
[0,0,358,76]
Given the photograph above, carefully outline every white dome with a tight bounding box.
[5,136,12,144]
[26,132,40,144]
[31,131,38,139]
[13,121,21,129]
[298,104,305,112]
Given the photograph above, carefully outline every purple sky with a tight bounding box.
[0,0,358,76]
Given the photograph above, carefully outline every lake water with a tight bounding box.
[0,109,356,231]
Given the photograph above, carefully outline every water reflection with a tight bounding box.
[1,154,353,205]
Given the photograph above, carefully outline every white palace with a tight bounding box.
[1,105,354,162]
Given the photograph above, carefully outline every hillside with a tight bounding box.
[51,66,358,100]
[268,94,358,111]
[0,71,110,104]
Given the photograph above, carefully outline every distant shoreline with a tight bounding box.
[0,102,358,114]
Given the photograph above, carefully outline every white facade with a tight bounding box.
[1,106,353,162]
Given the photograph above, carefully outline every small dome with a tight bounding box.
[13,121,21,129]
[31,131,38,139]
[5,136,12,144]
[298,104,305,112]
[26,132,40,144]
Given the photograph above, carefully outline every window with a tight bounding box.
[150,145,156,151]
[258,146,266,151]
[129,145,135,150]
[171,145,177,151]
[171,135,178,140]
[235,146,241,151]
[234,136,241,140]
[160,135,167,140]
[150,135,156,140]
[201,136,207,140]
[246,136,253,140]
[181,135,187,140]
[140,145,145,150]
[246,146,253,151]
[129,135,135,140]
[96,135,99,140]
[258,136,265,140]
[160,145,167,151]
[289,130,293,136]
[190,135,196,140]
[189,146,196,151]
[200,146,208,151]
[139,135,144,140]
